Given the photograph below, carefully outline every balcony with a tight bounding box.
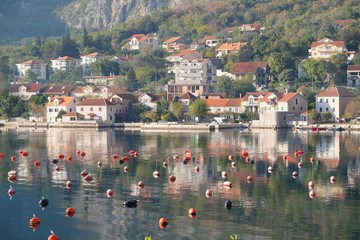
[266,99,277,105]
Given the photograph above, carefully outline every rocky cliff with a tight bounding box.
[58,0,199,30]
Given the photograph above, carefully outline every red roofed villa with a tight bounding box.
[216,42,248,58]
[10,83,43,100]
[230,62,269,88]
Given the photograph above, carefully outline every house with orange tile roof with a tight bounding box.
[205,98,242,120]
[230,62,269,88]
[16,60,47,81]
[308,38,348,60]
[81,52,110,75]
[41,85,74,96]
[9,83,43,100]
[162,36,189,51]
[241,92,268,112]
[239,23,263,34]
[123,34,158,51]
[200,93,226,100]
[167,59,217,101]
[70,85,122,98]
[76,98,122,122]
[335,19,355,25]
[216,42,248,59]
[347,65,360,87]
[315,86,356,121]
[51,56,81,72]
[178,92,197,107]
[46,96,78,122]
[137,93,166,111]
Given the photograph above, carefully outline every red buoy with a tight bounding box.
[283,155,288,161]
[223,181,232,190]
[76,150,80,154]
[55,166,60,172]
[84,175,93,182]
[81,171,88,177]
[294,152,298,158]
[247,176,254,182]
[58,154,64,159]
[0,153,5,158]
[97,161,102,167]
[134,152,138,157]
[245,157,250,163]
[310,157,315,163]
[11,156,16,161]
[185,151,192,159]
[138,181,145,188]
[194,167,200,173]
[34,161,40,167]
[309,190,316,199]
[107,189,113,197]
[292,171,299,178]
[159,218,168,229]
[129,150,135,155]
[22,152,28,156]
[66,207,75,217]
[124,166,129,172]
[80,152,86,157]
[29,214,41,231]
[48,230,59,240]
[122,156,130,161]
[308,181,314,189]
[8,175,17,182]
[113,154,119,159]
[153,171,159,178]
[19,150,24,155]
[66,181,72,189]
[221,171,227,178]
[297,150,303,155]
[8,186,15,198]
[188,208,196,218]
[163,162,168,168]
[67,156,72,161]
[242,150,248,157]
[169,175,176,183]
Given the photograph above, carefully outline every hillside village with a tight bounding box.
[1,16,360,128]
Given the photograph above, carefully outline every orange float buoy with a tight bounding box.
[310,157,315,163]
[67,156,72,161]
[19,150,24,155]
[8,170,17,176]
[122,156,130,161]
[242,151,248,158]
[330,176,336,183]
[159,218,168,229]
[268,166,273,173]
[22,152,28,156]
[124,166,129,172]
[205,189,213,198]
[294,152,298,158]
[169,175,176,183]
[8,186,15,199]
[97,161,102,167]
[194,167,200,173]
[223,181,232,190]
[228,155,233,161]
[153,171,159,178]
[308,181,314,189]
[113,154,119,159]
[247,176,254,182]
[58,154,64,159]
[29,214,41,231]
[297,150,303,155]
[76,150,80,154]
[84,175,93,182]
[48,230,59,240]
[246,157,250,163]
[185,151,192,159]
[129,150,135,155]
[66,207,75,217]
[34,161,40,167]
[81,171,88,177]
[221,171,227,178]
[0,153,5,158]
[55,166,60,172]
[11,156,16,161]
[138,181,145,188]
[8,175,17,182]
[283,155,288,161]
[188,208,196,218]
[163,162,168,168]
[231,162,236,168]
[309,190,316,199]
[107,189,113,197]
[298,161,303,168]
[66,181,72,189]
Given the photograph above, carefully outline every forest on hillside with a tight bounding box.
[0,0,359,97]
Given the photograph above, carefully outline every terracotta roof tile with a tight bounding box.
[169,50,198,57]
[242,92,268,101]
[10,83,42,93]
[19,60,43,65]
[217,42,247,51]
[348,65,360,71]
[129,34,145,41]
[41,85,74,95]
[259,93,283,102]
[225,27,237,32]
[335,19,355,24]
[179,92,197,100]
[164,36,183,44]
[278,92,298,102]
[53,56,79,60]
[85,52,107,57]
[231,62,268,74]
[206,98,242,107]
[315,86,356,97]
[46,96,75,107]
[77,98,115,106]
[311,41,345,47]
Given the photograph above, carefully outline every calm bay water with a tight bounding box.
[0,128,360,240]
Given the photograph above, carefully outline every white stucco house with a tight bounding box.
[46,96,78,122]
[76,98,122,123]
[16,60,47,81]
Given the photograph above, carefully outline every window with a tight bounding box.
[320,107,323,112]
[196,86,199,90]
[69,108,72,112]
[281,107,283,110]
[49,108,53,112]
[326,108,329,111]
[99,107,102,111]
[332,99,335,103]
[90,107,93,111]
[320,98,323,103]
[81,107,84,111]
[300,107,303,110]
[55,109,59,112]
[293,107,295,110]
[332,108,335,112]
[326,99,328,103]
[70,117,75,121]
[295,99,298,105]
[110,107,112,112]
[74,100,76,103]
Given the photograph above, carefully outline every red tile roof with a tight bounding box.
[53,56,79,60]
[278,92,298,102]
[114,93,138,101]
[217,42,247,51]
[181,59,207,63]
[311,41,345,47]
[259,93,284,102]
[169,50,198,57]
[315,86,356,97]
[85,52,107,57]
[19,60,43,65]
[140,93,165,103]
[347,65,360,71]
[179,92,197,100]
[129,34,145,41]
[231,62,268,74]
[71,86,84,93]
[77,98,115,106]
[62,112,84,117]
[163,36,183,44]
[10,83,42,93]
[201,36,216,41]
[206,98,242,107]
[225,27,237,32]
[46,96,75,107]
[301,110,310,115]
[335,19,355,24]
[41,85,74,95]
[242,92,268,101]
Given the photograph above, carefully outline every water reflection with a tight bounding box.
[0,128,359,239]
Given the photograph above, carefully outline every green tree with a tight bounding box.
[302,59,327,88]
[268,52,296,79]
[170,102,185,122]
[124,68,140,92]
[344,101,360,119]
[56,30,80,58]
[145,111,158,122]
[214,76,233,97]
[189,99,209,121]
[56,109,66,119]
[156,101,170,117]
[233,75,256,98]
[24,70,38,83]
[278,69,296,82]
[81,27,94,50]
[309,109,321,122]
[323,111,333,122]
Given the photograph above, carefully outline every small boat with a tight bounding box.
[336,127,345,132]
[312,127,326,131]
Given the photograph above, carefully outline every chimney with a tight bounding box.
[48,96,51,103]
[239,93,242,98]
[285,89,288,94]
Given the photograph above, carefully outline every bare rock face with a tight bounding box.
[59,0,198,30]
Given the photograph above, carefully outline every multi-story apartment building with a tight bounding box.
[51,56,81,72]
[16,60,47,81]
